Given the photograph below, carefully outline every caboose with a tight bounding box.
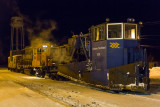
[58,21,150,91]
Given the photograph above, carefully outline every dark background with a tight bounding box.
[0,0,160,65]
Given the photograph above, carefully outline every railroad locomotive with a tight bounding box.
[8,21,150,92]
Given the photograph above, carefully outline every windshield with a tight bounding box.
[108,24,122,39]
[124,24,136,39]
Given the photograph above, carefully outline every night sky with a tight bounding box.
[0,0,160,64]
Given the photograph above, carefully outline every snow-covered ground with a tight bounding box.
[149,67,160,95]
[0,68,160,107]
[0,69,66,107]
[150,67,160,78]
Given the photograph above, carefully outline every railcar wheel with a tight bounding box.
[20,69,24,74]
[35,71,39,77]
[41,70,45,78]
[44,73,50,79]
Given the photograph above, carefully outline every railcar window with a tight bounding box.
[42,48,47,52]
[108,24,122,38]
[42,45,47,52]
[37,48,41,53]
[125,24,136,39]
[66,47,70,56]
[99,26,105,40]
[61,47,66,56]
[95,28,98,41]
[91,28,95,41]
[93,26,105,41]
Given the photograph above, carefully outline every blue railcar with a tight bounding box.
[58,22,150,91]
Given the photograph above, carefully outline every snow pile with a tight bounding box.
[22,76,45,79]
[150,67,160,78]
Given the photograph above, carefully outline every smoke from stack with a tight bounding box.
[0,0,58,65]
[4,0,58,47]
[27,19,57,47]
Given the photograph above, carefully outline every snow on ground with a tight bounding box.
[149,67,160,95]
[1,68,160,107]
[150,67,160,78]
[0,69,67,107]
[22,76,45,79]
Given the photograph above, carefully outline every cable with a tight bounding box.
[143,21,160,25]
[140,45,160,48]
[140,35,160,36]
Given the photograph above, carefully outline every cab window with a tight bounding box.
[37,48,41,53]
[42,45,47,52]
[125,24,136,39]
[108,24,122,39]
[92,25,105,41]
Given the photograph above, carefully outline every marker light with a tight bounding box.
[43,45,48,47]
